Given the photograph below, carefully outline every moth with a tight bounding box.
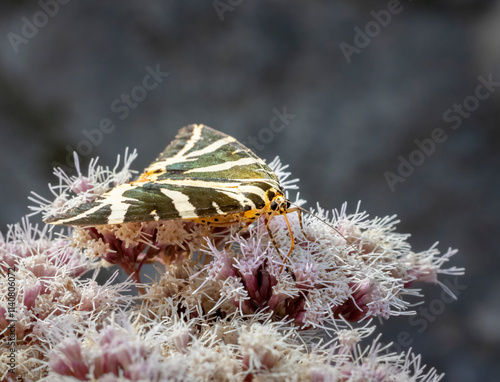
[45,124,295,249]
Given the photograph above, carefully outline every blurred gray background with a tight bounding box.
[1,1,499,380]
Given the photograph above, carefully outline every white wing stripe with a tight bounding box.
[216,189,256,210]
[184,157,265,174]
[50,184,137,225]
[212,202,224,214]
[174,124,203,158]
[184,136,236,158]
[49,203,110,225]
[106,185,137,224]
[146,136,242,171]
[155,178,279,189]
[160,188,197,217]
[237,185,267,200]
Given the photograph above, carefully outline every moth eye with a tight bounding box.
[286,201,290,209]
[270,201,279,211]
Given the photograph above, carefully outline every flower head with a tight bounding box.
[29,149,138,221]
[6,145,462,381]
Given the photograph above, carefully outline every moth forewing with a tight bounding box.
[43,124,307,272]
[44,125,289,228]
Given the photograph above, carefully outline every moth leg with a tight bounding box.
[279,212,295,273]
[264,215,294,273]
[297,208,306,238]
[265,217,280,259]
[286,206,307,240]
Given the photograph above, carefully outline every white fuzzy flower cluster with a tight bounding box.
[0,219,133,381]
[28,149,138,221]
[0,149,463,381]
[40,312,443,382]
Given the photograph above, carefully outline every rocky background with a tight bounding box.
[1,1,499,380]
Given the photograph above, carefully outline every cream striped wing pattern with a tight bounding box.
[45,125,284,226]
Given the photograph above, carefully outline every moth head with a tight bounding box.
[267,188,289,214]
